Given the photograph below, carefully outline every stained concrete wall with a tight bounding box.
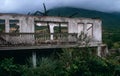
[19,16,34,33]
[0,14,35,44]
[0,14,34,33]
[0,13,102,46]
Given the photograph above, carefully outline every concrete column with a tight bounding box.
[5,19,9,33]
[93,20,102,42]
[84,23,87,34]
[105,46,109,55]
[103,45,109,57]
[97,46,101,57]
[32,51,36,68]
[49,25,54,40]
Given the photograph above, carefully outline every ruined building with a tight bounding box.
[0,13,108,67]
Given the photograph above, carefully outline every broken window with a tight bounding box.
[54,23,68,33]
[9,20,19,33]
[0,19,5,33]
[86,23,93,37]
[60,23,68,33]
[35,22,50,42]
[35,22,68,40]
[53,22,68,40]
[35,22,49,33]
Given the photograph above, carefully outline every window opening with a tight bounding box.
[0,19,5,33]
[9,20,19,33]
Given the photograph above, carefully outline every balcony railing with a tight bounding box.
[0,33,79,47]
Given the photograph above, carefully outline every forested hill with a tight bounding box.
[47,7,120,28]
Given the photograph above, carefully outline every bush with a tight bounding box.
[0,48,120,76]
[58,48,120,76]
[21,57,59,76]
[0,58,21,76]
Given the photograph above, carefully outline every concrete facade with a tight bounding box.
[0,13,107,67]
[0,13,102,47]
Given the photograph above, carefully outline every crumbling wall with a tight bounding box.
[0,14,102,46]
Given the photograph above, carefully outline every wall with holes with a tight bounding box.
[0,14,34,33]
[0,13,102,45]
[35,17,102,43]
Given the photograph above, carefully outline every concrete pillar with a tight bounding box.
[5,19,10,41]
[32,51,36,68]
[5,19,9,33]
[49,25,54,40]
[84,23,87,34]
[97,46,101,57]
[105,46,109,54]
[93,20,102,43]
[103,45,109,57]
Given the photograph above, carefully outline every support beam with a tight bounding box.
[105,46,109,55]
[102,45,109,57]
[32,51,36,68]
[97,46,101,57]
[49,25,54,40]
[5,19,9,33]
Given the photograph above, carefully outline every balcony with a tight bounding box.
[0,33,80,50]
[0,33,101,50]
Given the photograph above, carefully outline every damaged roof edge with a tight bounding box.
[0,13,101,21]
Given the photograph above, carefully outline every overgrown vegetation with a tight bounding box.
[0,48,120,76]
[103,28,120,49]
[0,58,21,76]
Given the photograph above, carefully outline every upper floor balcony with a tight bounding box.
[0,13,102,50]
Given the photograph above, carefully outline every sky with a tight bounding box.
[0,0,120,14]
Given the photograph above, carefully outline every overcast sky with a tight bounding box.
[0,0,120,14]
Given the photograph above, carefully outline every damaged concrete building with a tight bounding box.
[0,13,108,67]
